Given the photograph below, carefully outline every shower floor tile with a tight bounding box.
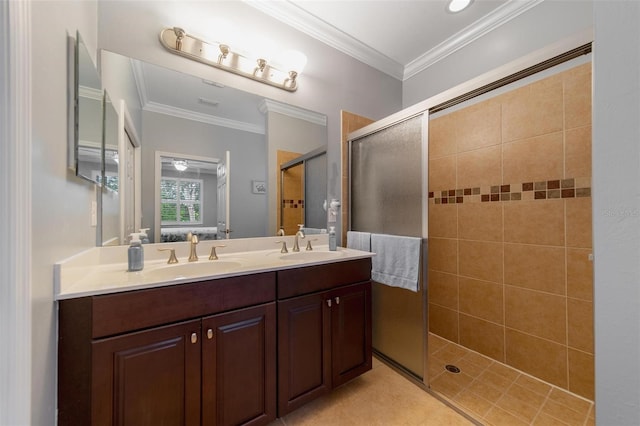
[428,333,595,426]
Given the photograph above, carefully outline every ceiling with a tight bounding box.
[247,0,543,80]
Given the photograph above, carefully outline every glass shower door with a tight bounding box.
[350,114,426,380]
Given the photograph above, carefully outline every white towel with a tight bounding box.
[347,231,371,252]
[371,233,421,292]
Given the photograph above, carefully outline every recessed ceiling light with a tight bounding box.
[448,0,472,13]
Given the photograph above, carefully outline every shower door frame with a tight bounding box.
[348,111,430,387]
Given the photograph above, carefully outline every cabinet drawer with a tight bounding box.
[277,258,371,299]
[85,272,276,338]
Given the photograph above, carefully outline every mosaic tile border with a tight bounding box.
[429,177,591,204]
[282,199,305,208]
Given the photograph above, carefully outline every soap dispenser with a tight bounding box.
[139,228,150,244]
[128,232,144,272]
[328,226,337,251]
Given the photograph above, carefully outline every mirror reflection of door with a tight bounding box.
[280,159,304,235]
[278,147,327,235]
[123,129,136,239]
[217,151,231,240]
[155,152,220,243]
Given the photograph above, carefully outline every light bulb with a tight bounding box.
[448,0,472,13]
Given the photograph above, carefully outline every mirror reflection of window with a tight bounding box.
[157,153,220,243]
[161,177,203,225]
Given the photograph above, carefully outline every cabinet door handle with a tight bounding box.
[335,296,340,305]
[326,299,332,307]
[191,332,198,344]
[207,329,213,340]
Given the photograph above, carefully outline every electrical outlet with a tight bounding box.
[328,209,337,223]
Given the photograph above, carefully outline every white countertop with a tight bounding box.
[54,235,374,300]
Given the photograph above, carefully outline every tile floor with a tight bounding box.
[270,334,595,426]
[270,357,474,426]
[428,333,595,426]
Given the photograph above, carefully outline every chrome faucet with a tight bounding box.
[276,227,285,236]
[187,232,199,262]
[292,224,305,252]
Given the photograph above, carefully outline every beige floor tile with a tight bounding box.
[539,399,589,426]
[278,357,475,426]
[461,350,493,370]
[495,394,540,423]
[430,371,474,400]
[467,379,505,404]
[486,361,520,381]
[484,405,531,426]
[478,369,517,390]
[428,332,450,354]
[515,374,553,397]
[453,389,495,418]
[454,355,491,378]
[506,382,547,408]
[547,388,592,416]
[532,412,570,426]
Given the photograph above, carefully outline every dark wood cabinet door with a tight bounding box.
[277,292,331,416]
[202,303,276,426]
[92,320,201,426]
[330,282,372,388]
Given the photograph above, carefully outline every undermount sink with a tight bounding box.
[143,260,244,280]
[280,251,346,261]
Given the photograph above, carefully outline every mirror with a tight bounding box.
[69,32,104,184]
[101,91,120,246]
[100,50,328,243]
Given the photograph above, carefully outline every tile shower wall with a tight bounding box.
[427,63,593,400]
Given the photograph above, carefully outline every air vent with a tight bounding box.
[198,97,220,107]
[202,79,225,88]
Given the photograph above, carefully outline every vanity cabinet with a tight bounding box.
[58,272,277,426]
[58,257,372,425]
[276,258,372,416]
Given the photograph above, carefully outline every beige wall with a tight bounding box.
[427,63,593,400]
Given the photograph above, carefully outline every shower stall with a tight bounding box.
[347,44,595,423]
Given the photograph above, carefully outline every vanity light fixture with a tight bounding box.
[173,160,188,172]
[447,0,472,13]
[159,27,306,92]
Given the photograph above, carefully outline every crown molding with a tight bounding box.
[131,59,264,134]
[78,85,102,101]
[244,0,404,80]
[144,101,265,134]
[130,58,149,109]
[258,98,327,126]
[246,0,544,82]
[404,0,545,80]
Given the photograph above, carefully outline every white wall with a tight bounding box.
[593,2,640,424]
[30,1,99,424]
